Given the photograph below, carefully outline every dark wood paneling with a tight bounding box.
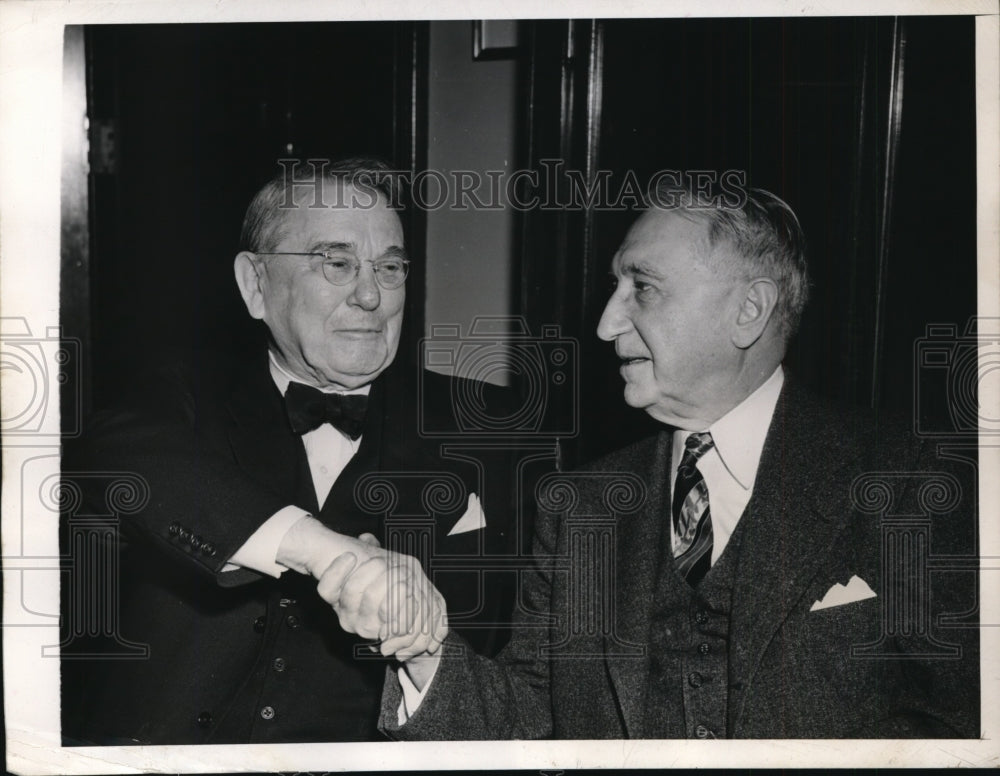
[394,22,430,370]
[880,17,977,431]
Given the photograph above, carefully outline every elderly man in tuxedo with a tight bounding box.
[374,179,980,739]
[61,158,535,744]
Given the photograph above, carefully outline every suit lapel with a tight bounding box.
[604,429,672,738]
[319,366,388,523]
[728,380,854,728]
[225,351,307,506]
[223,353,409,524]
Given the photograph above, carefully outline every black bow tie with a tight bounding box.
[284,381,367,440]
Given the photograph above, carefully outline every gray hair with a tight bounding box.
[651,176,810,338]
[239,157,402,253]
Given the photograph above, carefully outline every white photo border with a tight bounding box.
[1,0,997,772]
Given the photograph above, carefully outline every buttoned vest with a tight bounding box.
[643,511,748,739]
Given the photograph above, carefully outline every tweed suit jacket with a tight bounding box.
[61,347,540,744]
[381,377,980,739]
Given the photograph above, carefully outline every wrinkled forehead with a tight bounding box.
[277,184,405,248]
[612,208,713,272]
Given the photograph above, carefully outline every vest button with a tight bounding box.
[286,615,300,629]
[695,611,709,625]
[694,724,711,739]
[253,616,266,633]
[260,705,275,721]
[273,657,286,672]
[688,671,703,688]
[699,642,710,655]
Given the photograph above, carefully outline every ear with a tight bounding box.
[234,251,267,320]
[732,277,779,349]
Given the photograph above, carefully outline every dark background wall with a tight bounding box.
[62,16,978,466]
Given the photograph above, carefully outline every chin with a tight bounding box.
[621,385,649,410]
[329,367,378,384]
[323,347,387,374]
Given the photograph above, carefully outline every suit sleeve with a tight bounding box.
[62,361,292,586]
[378,502,562,740]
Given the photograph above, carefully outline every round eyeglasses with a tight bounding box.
[254,251,410,290]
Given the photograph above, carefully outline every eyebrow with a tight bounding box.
[381,245,409,260]
[309,240,354,252]
[617,259,664,279]
[308,241,409,261]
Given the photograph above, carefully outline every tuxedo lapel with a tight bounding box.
[728,381,854,728]
[225,352,307,506]
[603,429,672,738]
[319,364,390,526]
[222,354,431,534]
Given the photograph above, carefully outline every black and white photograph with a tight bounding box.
[1,0,997,772]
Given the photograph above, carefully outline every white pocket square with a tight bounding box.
[810,574,877,611]
[447,493,486,536]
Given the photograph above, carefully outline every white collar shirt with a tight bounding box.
[269,353,369,509]
[670,365,784,565]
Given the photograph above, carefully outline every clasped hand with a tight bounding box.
[277,516,447,659]
[317,538,448,660]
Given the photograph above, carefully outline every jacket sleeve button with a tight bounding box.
[168,523,180,536]
[196,711,212,727]
[253,616,266,633]
[201,542,216,557]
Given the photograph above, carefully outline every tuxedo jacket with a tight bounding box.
[61,348,549,744]
[381,378,980,739]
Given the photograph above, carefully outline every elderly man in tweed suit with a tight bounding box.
[361,178,980,739]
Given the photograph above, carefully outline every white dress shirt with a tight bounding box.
[224,354,368,577]
[670,365,784,564]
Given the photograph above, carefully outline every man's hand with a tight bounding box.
[316,549,448,660]
[276,515,380,578]
[277,516,448,657]
[401,652,442,693]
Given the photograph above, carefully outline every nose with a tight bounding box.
[349,263,381,311]
[597,287,630,341]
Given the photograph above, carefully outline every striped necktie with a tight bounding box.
[672,431,715,587]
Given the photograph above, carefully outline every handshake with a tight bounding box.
[276,515,448,665]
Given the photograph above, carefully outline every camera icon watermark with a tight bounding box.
[1,317,81,442]
[419,316,578,438]
[913,317,1000,438]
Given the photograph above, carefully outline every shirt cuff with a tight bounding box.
[396,658,440,725]
[223,505,312,577]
